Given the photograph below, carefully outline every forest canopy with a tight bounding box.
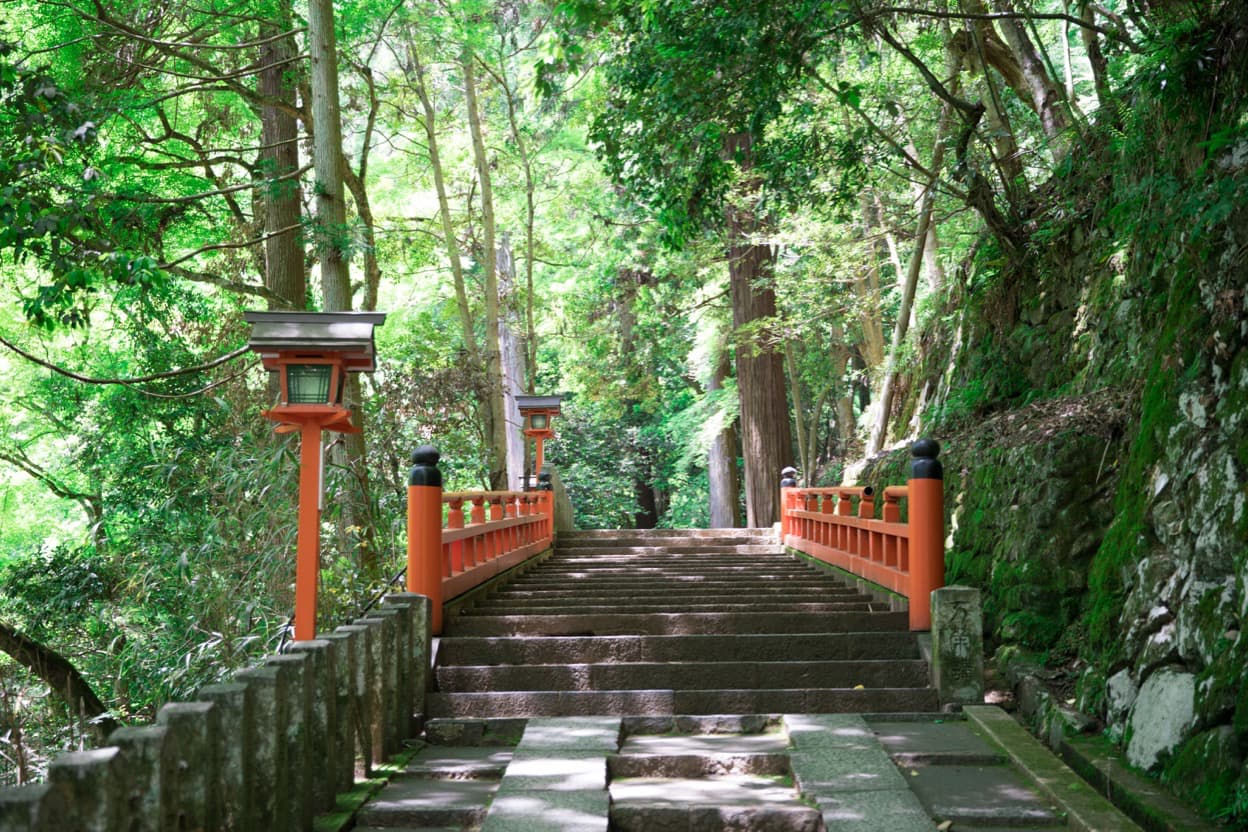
[1,0,1244,807]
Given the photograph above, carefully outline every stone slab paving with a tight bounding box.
[872,718,1006,765]
[903,763,1064,826]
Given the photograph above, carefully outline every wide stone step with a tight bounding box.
[522,564,824,576]
[554,543,783,556]
[504,575,850,588]
[609,775,821,832]
[556,529,775,541]
[482,588,869,604]
[436,632,921,665]
[428,687,940,717]
[458,600,879,617]
[444,610,910,637]
[355,776,499,827]
[436,659,931,692]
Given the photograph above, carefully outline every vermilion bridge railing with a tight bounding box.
[780,439,945,631]
[404,446,554,633]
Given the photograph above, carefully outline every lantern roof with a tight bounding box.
[515,394,563,414]
[244,311,387,372]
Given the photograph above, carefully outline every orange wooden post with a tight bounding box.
[907,439,945,631]
[294,421,323,641]
[407,446,444,634]
[488,495,504,561]
[447,496,465,573]
[779,467,798,541]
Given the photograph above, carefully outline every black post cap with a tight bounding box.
[780,466,799,489]
[910,438,942,480]
[538,471,553,492]
[409,445,443,487]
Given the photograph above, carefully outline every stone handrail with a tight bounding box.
[780,439,945,630]
[0,593,431,831]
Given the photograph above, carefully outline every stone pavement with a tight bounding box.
[355,710,1142,831]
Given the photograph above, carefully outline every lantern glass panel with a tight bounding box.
[287,364,332,404]
[529,412,548,430]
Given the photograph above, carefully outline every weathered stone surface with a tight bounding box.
[319,627,360,793]
[47,748,124,832]
[482,791,610,832]
[814,790,936,832]
[930,586,985,705]
[156,701,219,831]
[0,783,69,832]
[265,651,312,830]
[235,663,289,830]
[1127,668,1196,770]
[196,681,253,831]
[289,638,337,812]
[108,724,169,832]
[1106,669,1138,724]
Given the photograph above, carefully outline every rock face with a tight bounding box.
[1126,669,1196,770]
[858,15,1248,820]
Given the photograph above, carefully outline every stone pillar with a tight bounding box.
[335,623,373,771]
[320,628,360,793]
[383,593,425,737]
[47,747,125,831]
[289,639,338,812]
[108,724,170,832]
[0,783,69,832]
[352,615,390,765]
[931,586,985,706]
[266,652,313,831]
[235,664,289,830]
[197,681,254,831]
[156,702,220,831]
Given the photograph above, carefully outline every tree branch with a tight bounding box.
[0,620,119,739]
[0,336,250,385]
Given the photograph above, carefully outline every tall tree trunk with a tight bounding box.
[854,198,887,370]
[867,175,938,455]
[993,0,1070,158]
[408,42,481,367]
[258,18,304,309]
[725,133,793,528]
[497,233,526,488]
[309,0,375,567]
[308,0,350,308]
[463,52,510,490]
[707,337,739,528]
[1078,2,1112,108]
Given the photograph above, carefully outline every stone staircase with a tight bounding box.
[428,528,938,718]
[355,529,1140,831]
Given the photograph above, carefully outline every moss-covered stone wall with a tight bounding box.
[860,10,1248,822]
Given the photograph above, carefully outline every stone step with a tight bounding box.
[502,576,854,589]
[354,776,499,828]
[556,529,775,540]
[428,687,940,718]
[436,632,922,665]
[436,659,931,692]
[444,610,909,637]
[551,545,786,555]
[481,588,869,604]
[519,564,825,576]
[456,601,879,616]
[609,775,821,832]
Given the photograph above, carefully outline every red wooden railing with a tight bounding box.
[780,439,945,630]
[406,446,554,633]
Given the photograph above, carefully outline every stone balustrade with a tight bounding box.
[0,593,431,832]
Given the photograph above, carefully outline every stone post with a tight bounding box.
[354,611,398,758]
[321,628,361,793]
[108,724,170,832]
[197,682,254,831]
[235,664,289,830]
[265,652,312,831]
[289,639,338,812]
[931,585,985,706]
[0,783,69,832]
[47,747,125,831]
[156,702,220,831]
[335,623,373,771]
[383,592,427,737]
